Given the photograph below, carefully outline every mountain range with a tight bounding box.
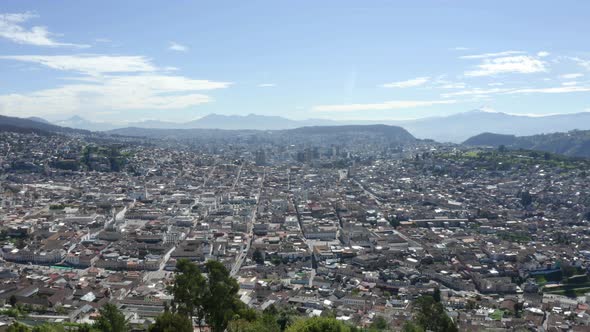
[0,114,89,135]
[394,110,590,143]
[52,113,339,132]
[40,110,590,143]
[4,112,590,158]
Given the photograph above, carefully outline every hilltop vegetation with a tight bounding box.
[464,130,590,158]
[437,148,590,172]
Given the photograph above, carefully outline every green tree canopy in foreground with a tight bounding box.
[170,259,244,332]
[94,303,128,332]
[285,317,352,332]
[148,311,193,332]
[413,296,458,332]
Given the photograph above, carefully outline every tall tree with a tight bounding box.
[252,248,264,265]
[401,321,424,332]
[148,311,193,332]
[204,260,242,332]
[9,294,18,307]
[433,288,441,303]
[285,317,351,332]
[369,316,388,330]
[94,303,128,332]
[170,259,208,329]
[413,296,457,332]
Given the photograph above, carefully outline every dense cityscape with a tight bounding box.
[1,126,589,331]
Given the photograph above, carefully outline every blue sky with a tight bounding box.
[0,1,589,122]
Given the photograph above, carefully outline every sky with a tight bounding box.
[0,1,589,123]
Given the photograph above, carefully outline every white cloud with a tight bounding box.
[438,82,466,89]
[257,83,276,87]
[0,53,231,116]
[537,51,550,57]
[380,77,429,88]
[312,100,456,112]
[459,50,525,59]
[464,55,547,77]
[168,41,188,52]
[0,54,157,75]
[0,74,231,116]
[560,73,583,79]
[570,57,590,70]
[452,46,470,51]
[507,86,590,94]
[443,83,590,98]
[488,82,504,86]
[0,12,88,47]
[104,75,231,91]
[441,87,509,98]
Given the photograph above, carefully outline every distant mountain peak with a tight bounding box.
[471,107,502,114]
[27,116,51,124]
[68,115,87,122]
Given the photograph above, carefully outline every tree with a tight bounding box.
[204,260,242,332]
[560,262,577,279]
[285,317,351,332]
[514,301,524,318]
[401,321,424,332]
[149,311,193,332]
[75,324,93,332]
[276,308,295,331]
[433,288,441,303]
[388,215,400,228]
[7,322,30,332]
[15,237,27,249]
[518,190,533,207]
[169,259,248,332]
[252,248,264,265]
[228,312,280,332]
[227,305,298,332]
[32,324,65,332]
[93,303,128,332]
[9,294,18,307]
[413,296,457,332]
[369,316,388,330]
[170,259,207,329]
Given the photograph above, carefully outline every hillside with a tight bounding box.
[288,124,415,142]
[463,133,518,146]
[463,130,590,158]
[108,124,416,146]
[0,115,89,135]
